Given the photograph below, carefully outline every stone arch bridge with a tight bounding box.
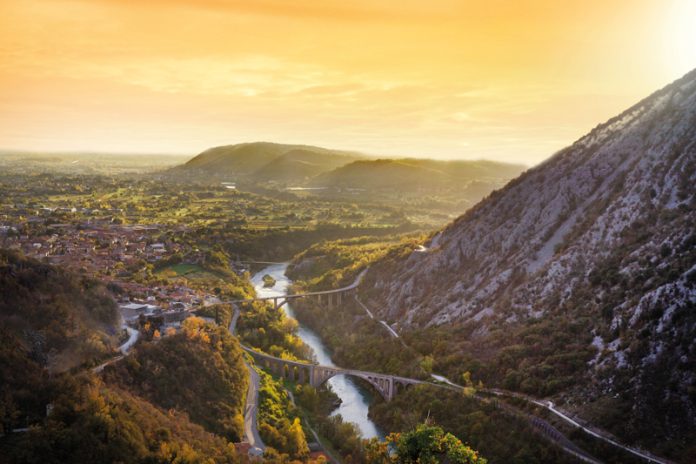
[243,347,423,402]
[229,267,422,401]
[225,268,368,310]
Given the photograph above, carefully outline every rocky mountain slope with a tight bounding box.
[363,69,696,457]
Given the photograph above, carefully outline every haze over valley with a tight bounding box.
[1,1,695,463]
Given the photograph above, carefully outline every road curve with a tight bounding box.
[92,324,139,373]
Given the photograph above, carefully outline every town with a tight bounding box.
[0,205,245,329]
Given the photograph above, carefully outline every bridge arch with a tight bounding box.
[242,346,422,402]
[311,367,421,402]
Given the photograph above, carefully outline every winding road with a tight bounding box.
[89,260,675,464]
[92,324,140,373]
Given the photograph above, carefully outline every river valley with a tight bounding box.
[250,263,382,440]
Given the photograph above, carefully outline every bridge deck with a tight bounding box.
[242,345,421,385]
[224,268,368,305]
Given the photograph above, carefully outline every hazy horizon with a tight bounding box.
[1,0,694,164]
[1,4,694,461]
[0,141,531,166]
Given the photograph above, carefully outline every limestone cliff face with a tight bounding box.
[364,69,696,439]
[369,70,695,328]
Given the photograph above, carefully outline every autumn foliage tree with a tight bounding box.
[104,317,248,441]
[365,423,487,464]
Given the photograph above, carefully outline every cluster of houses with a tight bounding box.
[2,221,178,271]
[0,215,221,330]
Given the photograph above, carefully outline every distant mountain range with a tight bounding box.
[179,142,365,183]
[309,158,526,192]
[363,69,696,459]
[173,142,527,208]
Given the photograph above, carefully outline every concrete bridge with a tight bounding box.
[243,346,423,402]
[225,268,368,310]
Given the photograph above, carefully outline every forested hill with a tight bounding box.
[0,249,121,373]
[175,141,364,183]
[362,68,696,460]
[171,141,526,199]
[310,158,526,193]
[0,252,247,463]
[1,249,121,440]
[104,317,249,442]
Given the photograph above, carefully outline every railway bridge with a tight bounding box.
[224,269,367,310]
[243,347,423,401]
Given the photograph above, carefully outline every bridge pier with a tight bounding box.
[245,347,421,402]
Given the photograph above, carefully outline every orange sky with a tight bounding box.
[0,0,694,164]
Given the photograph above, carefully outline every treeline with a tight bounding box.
[200,223,421,262]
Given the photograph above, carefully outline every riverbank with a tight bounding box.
[250,263,383,440]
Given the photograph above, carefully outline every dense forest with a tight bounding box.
[104,317,249,442]
[0,253,245,463]
[0,250,121,434]
[2,374,241,464]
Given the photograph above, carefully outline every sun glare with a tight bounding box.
[664,0,696,76]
